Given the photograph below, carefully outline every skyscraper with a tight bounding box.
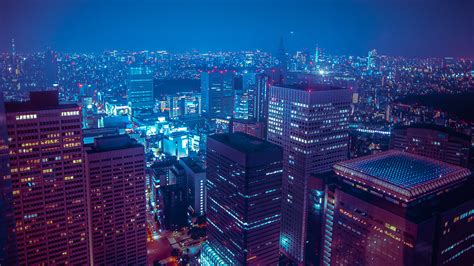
[321,150,473,265]
[201,133,283,265]
[0,93,16,265]
[126,67,155,114]
[267,84,352,263]
[84,135,147,265]
[5,91,89,264]
[179,157,206,216]
[201,71,235,118]
[391,124,471,167]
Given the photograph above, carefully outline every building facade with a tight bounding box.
[201,71,235,118]
[202,133,283,265]
[127,67,154,114]
[84,135,147,265]
[391,124,471,167]
[266,84,352,263]
[5,91,89,264]
[321,150,473,266]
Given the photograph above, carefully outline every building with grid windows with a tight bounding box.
[266,84,352,264]
[5,91,89,264]
[127,67,154,114]
[84,135,147,265]
[320,150,473,266]
[391,124,471,167]
[201,133,283,265]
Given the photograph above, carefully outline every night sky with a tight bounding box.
[1,0,473,57]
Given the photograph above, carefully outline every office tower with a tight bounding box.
[5,91,89,264]
[84,135,146,265]
[167,93,201,119]
[179,157,206,216]
[0,93,16,265]
[254,73,271,123]
[267,84,352,264]
[391,124,471,167]
[321,150,473,265]
[201,133,283,265]
[201,71,235,118]
[234,91,250,119]
[162,184,188,230]
[231,119,265,139]
[126,67,154,114]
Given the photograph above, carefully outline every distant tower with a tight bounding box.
[367,49,377,70]
[314,45,319,66]
[277,36,288,71]
[11,39,16,57]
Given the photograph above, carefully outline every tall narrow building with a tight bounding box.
[201,71,235,118]
[127,67,154,114]
[267,84,352,264]
[0,93,16,265]
[84,135,147,265]
[201,133,283,265]
[5,91,89,264]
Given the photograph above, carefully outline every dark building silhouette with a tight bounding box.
[201,133,283,265]
[0,93,16,264]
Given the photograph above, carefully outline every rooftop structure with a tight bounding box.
[333,150,471,202]
[209,132,279,155]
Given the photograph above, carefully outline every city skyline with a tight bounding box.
[1,1,473,265]
[1,0,473,57]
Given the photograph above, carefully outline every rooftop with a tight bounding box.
[86,134,142,153]
[209,132,281,154]
[334,150,471,202]
[180,157,205,173]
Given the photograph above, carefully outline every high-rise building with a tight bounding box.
[0,93,16,265]
[321,150,473,265]
[179,157,206,216]
[231,119,265,140]
[201,71,235,118]
[201,133,283,265]
[127,67,154,114]
[167,93,201,119]
[391,124,471,167]
[84,135,146,265]
[5,91,89,264]
[267,84,352,263]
